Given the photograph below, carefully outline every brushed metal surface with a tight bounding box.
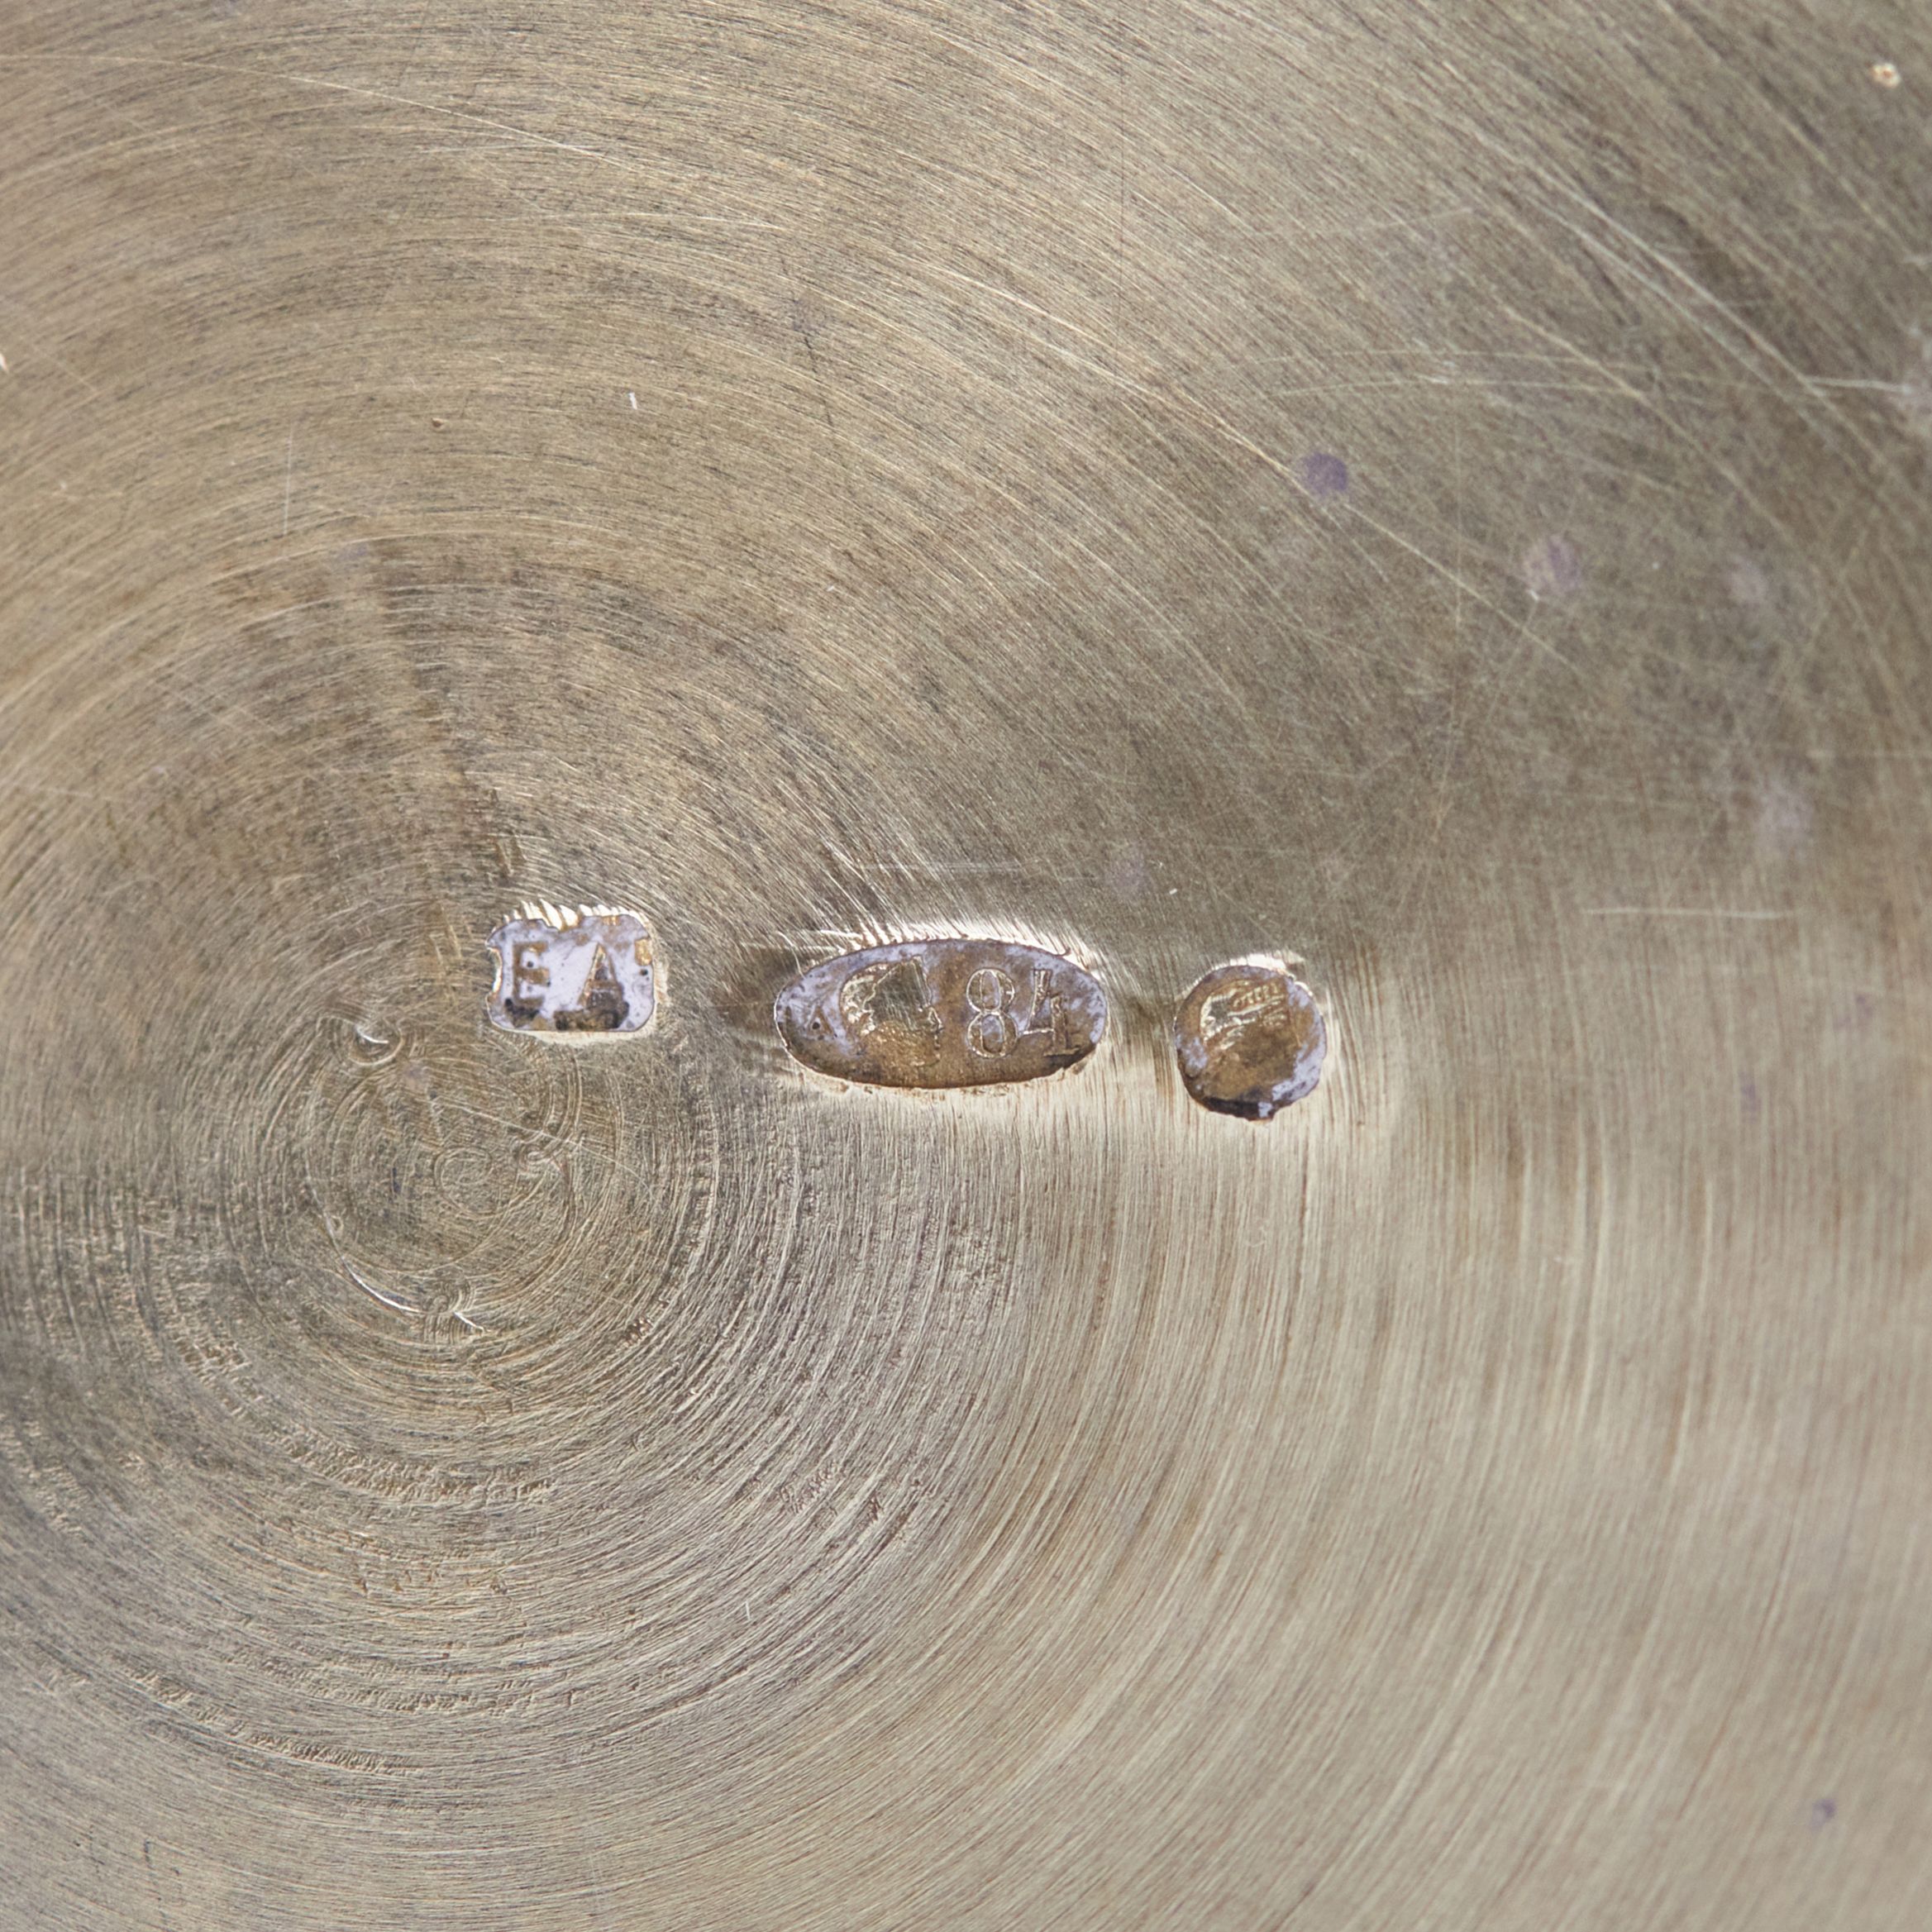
[2,4,1930,1927]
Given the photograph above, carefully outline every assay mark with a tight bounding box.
[486,905,656,1036]
[775,938,1105,1089]
[1174,960,1324,1119]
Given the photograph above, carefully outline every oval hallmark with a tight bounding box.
[775,939,1105,1089]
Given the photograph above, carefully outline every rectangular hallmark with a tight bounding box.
[487,905,656,1035]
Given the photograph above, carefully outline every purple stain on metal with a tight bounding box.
[1523,535,1583,600]
[1727,556,1771,608]
[1296,451,1350,499]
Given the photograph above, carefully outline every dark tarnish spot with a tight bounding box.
[553,995,627,1033]
[775,939,1105,1090]
[1175,961,1325,1120]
